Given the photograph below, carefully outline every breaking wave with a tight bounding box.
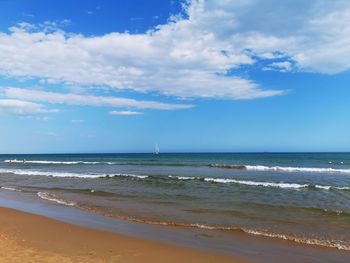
[29,193,350,251]
[4,159,116,165]
[1,169,348,191]
[77,205,350,251]
[0,168,147,179]
[202,177,350,190]
[209,164,350,174]
[37,192,76,206]
[0,186,21,192]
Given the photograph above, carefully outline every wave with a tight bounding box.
[0,186,22,192]
[165,175,350,191]
[4,159,350,175]
[147,175,350,191]
[168,175,198,180]
[241,229,350,251]
[37,192,76,206]
[1,168,349,191]
[0,168,148,179]
[0,168,102,178]
[3,160,207,168]
[76,204,350,251]
[4,159,116,165]
[27,188,350,251]
[166,175,350,191]
[204,178,309,189]
[209,164,350,174]
[203,177,350,191]
[32,195,350,251]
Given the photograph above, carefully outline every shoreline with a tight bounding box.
[0,207,243,262]
[0,188,350,262]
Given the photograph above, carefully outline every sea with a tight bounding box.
[0,153,349,252]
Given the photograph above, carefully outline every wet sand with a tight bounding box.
[0,207,244,262]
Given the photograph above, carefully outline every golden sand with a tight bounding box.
[0,207,245,262]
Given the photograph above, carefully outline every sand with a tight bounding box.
[0,207,244,262]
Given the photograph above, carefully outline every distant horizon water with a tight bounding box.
[1,151,350,155]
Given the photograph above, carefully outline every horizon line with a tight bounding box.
[0,151,349,155]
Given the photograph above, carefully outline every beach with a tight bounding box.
[0,207,242,262]
[1,0,350,261]
[0,153,350,262]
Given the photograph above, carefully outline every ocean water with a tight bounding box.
[0,153,349,250]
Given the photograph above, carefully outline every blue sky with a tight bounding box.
[0,0,349,153]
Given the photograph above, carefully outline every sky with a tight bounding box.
[0,0,349,153]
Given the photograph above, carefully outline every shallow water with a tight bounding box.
[0,153,350,250]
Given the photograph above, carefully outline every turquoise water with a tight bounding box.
[0,153,349,250]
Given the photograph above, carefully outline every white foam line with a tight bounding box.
[116,219,350,251]
[0,168,147,179]
[242,229,350,251]
[1,186,21,192]
[114,173,149,179]
[168,175,198,180]
[203,178,350,190]
[0,168,102,178]
[37,192,75,206]
[204,178,308,189]
[0,168,348,190]
[4,159,116,165]
[245,165,350,174]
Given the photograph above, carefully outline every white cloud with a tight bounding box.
[263,61,293,72]
[2,87,193,110]
[109,110,143,116]
[0,99,58,115]
[0,2,282,100]
[202,0,350,74]
[0,0,348,102]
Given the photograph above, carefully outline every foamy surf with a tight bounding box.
[78,206,350,251]
[168,175,198,180]
[141,222,350,250]
[0,168,102,178]
[204,178,309,189]
[203,177,350,191]
[0,186,21,192]
[0,168,348,191]
[0,168,147,179]
[209,164,350,174]
[4,159,116,165]
[242,229,350,251]
[37,192,76,206]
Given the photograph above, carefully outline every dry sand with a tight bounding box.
[0,207,245,262]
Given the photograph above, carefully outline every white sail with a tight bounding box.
[154,144,160,154]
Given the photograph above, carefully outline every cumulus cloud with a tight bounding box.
[263,61,293,72]
[0,0,348,103]
[2,87,193,110]
[204,0,350,74]
[0,99,58,115]
[0,1,283,100]
[109,110,143,116]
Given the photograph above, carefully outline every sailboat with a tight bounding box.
[153,144,160,155]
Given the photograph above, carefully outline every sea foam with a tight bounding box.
[203,177,350,190]
[0,186,21,192]
[0,168,147,179]
[4,159,115,165]
[37,192,76,206]
[209,164,350,174]
[1,168,348,191]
